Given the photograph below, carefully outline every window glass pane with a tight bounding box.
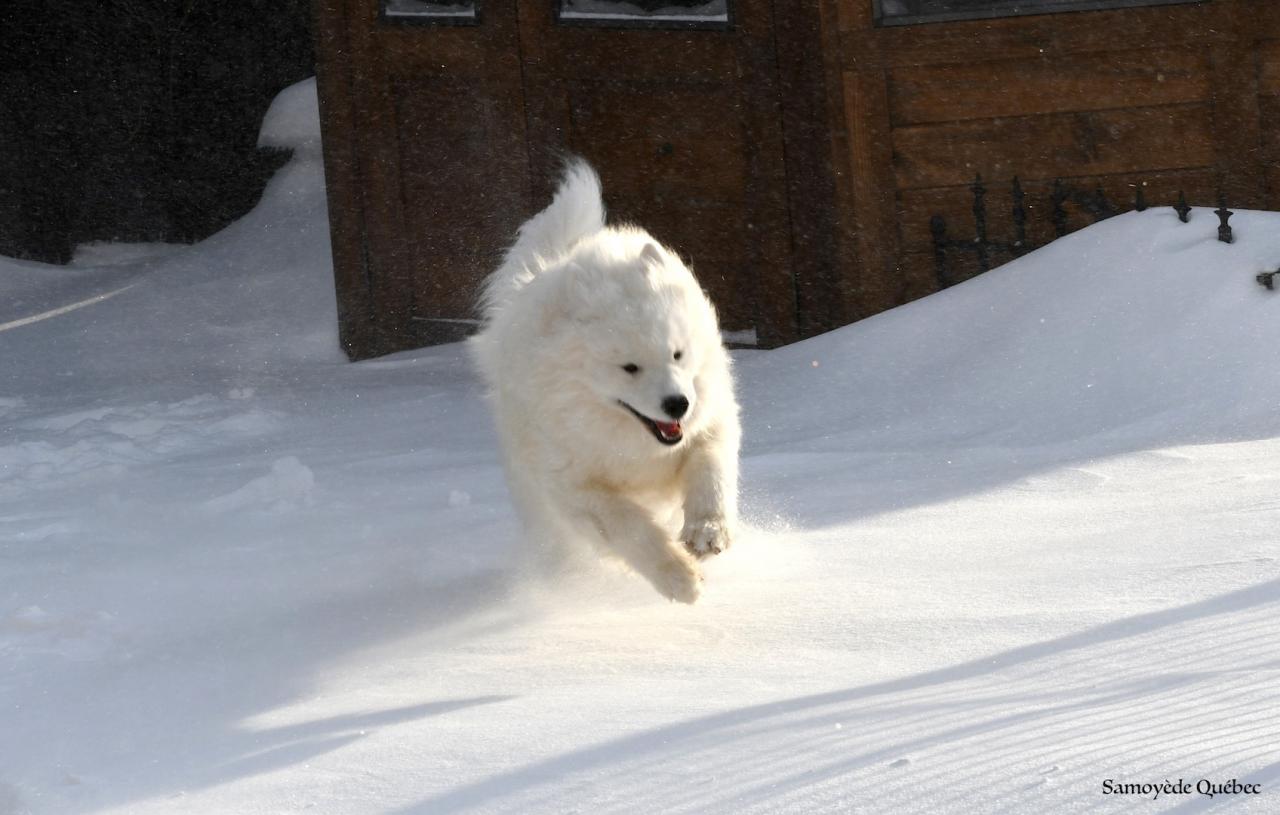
[558,0,730,25]
[877,0,1199,26]
[383,0,476,22]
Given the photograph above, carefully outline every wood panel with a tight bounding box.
[734,0,802,346]
[840,64,901,320]
[317,0,531,357]
[893,103,1215,190]
[772,0,844,336]
[849,2,1222,68]
[1260,40,1280,94]
[889,48,1210,126]
[517,0,799,345]
[1256,40,1280,206]
[567,83,748,202]
[1263,97,1280,208]
[374,26,516,74]
[314,0,375,356]
[393,77,530,328]
[567,82,755,332]
[338,0,424,355]
[1207,0,1265,207]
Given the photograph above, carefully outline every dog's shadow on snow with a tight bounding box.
[386,577,1280,814]
[204,694,513,789]
[40,566,521,814]
[185,568,520,794]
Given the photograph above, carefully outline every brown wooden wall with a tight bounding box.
[315,0,1280,360]
[314,0,826,358]
[1262,36,1280,206]
[821,0,1280,323]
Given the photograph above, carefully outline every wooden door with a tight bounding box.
[316,0,801,358]
[317,0,533,357]
[517,0,799,346]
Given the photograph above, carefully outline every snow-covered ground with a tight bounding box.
[2,79,1278,814]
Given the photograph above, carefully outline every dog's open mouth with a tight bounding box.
[618,401,683,446]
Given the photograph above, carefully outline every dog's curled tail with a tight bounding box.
[479,159,605,321]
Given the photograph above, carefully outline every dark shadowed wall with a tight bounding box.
[0,0,315,264]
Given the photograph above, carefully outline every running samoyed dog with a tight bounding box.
[470,160,740,603]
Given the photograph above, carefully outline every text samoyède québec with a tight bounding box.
[1101,778,1260,799]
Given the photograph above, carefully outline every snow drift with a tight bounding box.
[745,208,1280,452]
[2,78,1278,814]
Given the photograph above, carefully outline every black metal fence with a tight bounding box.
[927,176,1259,289]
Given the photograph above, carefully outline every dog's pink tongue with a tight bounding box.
[656,420,681,437]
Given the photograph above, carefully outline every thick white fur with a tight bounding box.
[470,160,741,603]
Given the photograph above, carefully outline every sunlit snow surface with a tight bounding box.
[2,79,1279,814]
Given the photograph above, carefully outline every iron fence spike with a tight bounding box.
[1215,195,1234,243]
[1175,190,1191,223]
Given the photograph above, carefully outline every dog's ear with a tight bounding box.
[540,263,601,334]
[640,242,664,270]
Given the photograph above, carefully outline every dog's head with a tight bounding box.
[544,235,729,448]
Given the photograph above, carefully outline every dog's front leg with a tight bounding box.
[567,487,702,603]
[679,423,739,560]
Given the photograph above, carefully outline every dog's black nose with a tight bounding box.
[662,395,689,419]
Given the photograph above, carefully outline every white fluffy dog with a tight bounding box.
[470,160,740,603]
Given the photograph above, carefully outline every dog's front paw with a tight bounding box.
[655,557,702,604]
[681,516,732,560]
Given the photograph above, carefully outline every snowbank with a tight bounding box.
[0,77,341,402]
[745,209,1280,452]
[258,77,322,156]
[2,78,1278,815]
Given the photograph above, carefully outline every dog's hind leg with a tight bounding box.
[565,488,702,604]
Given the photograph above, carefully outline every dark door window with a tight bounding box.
[383,0,477,23]
[557,0,730,28]
[876,0,1199,26]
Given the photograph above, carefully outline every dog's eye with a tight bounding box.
[673,350,683,361]
[622,363,640,375]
